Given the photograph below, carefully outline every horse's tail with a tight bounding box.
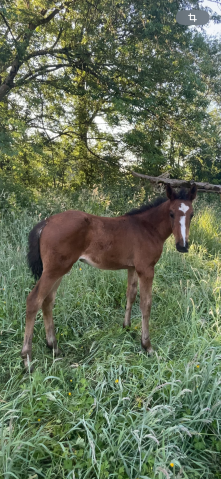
[27,219,48,280]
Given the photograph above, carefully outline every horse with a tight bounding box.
[21,183,197,369]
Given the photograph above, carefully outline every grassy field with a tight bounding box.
[0,191,221,479]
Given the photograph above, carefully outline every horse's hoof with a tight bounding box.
[54,348,63,357]
[123,323,131,329]
[46,341,63,356]
[141,340,154,356]
[147,347,154,356]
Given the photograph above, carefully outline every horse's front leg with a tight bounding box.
[123,267,138,328]
[138,268,154,355]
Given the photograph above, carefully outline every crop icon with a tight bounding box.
[176,10,209,26]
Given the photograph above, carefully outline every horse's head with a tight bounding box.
[166,183,197,253]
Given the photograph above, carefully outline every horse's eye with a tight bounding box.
[170,212,174,219]
[190,213,194,220]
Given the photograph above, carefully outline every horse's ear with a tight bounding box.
[188,184,197,202]
[166,184,176,201]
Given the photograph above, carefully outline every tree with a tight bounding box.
[0,0,221,188]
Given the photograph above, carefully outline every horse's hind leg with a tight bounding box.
[138,269,154,355]
[21,272,62,370]
[123,268,138,328]
[42,278,62,355]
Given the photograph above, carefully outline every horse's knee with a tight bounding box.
[131,287,137,303]
[42,296,55,316]
[127,283,137,302]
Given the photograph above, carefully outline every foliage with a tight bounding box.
[0,1,221,186]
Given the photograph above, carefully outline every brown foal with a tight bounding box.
[21,184,197,369]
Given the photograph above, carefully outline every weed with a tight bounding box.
[0,193,221,478]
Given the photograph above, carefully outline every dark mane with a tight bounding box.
[125,196,167,216]
[176,188,190,200]
[125,188,190,216]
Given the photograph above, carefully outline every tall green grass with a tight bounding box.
[0,194,221,478]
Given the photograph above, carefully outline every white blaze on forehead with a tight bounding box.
[179,203,189,247]
[179,203,189,214]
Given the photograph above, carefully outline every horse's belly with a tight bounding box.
[79,254,132,270]
[79,255,99,268]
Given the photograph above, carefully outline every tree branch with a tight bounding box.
[84,143,112,163]
[131,171,221,193]
[16,63,71,85]
[0,57,21,100]
[33,2,75,28]
[24,47,69,62]
[51,27,63,49]
[0,2,76,100]
[0,12,17,46]
[35,8,60,26]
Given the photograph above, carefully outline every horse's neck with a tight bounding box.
[142,200,172,242]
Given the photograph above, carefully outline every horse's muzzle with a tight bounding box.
[176,242,189,253]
